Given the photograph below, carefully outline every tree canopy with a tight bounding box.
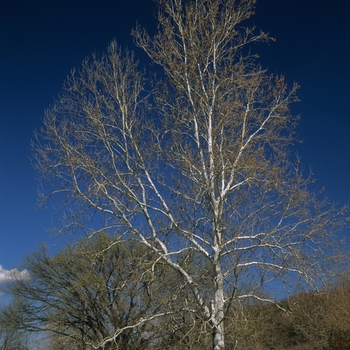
[32,0,348,348]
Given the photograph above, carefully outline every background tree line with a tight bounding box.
[1,233,350,349]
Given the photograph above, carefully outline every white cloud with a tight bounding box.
[0,265,29,282]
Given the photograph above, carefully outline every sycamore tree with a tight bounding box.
[32,0,348,349]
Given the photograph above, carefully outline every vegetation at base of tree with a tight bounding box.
[323,330,350,350]
[1,233,350,349]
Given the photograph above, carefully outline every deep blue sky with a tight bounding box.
[1,0,350,276]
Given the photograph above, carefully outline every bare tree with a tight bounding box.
[1,233,191,349]
[33,0,348,349]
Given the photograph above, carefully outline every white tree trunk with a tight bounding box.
[213,323,225,350]
[212,297,225,350]
[212,259,225,350]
